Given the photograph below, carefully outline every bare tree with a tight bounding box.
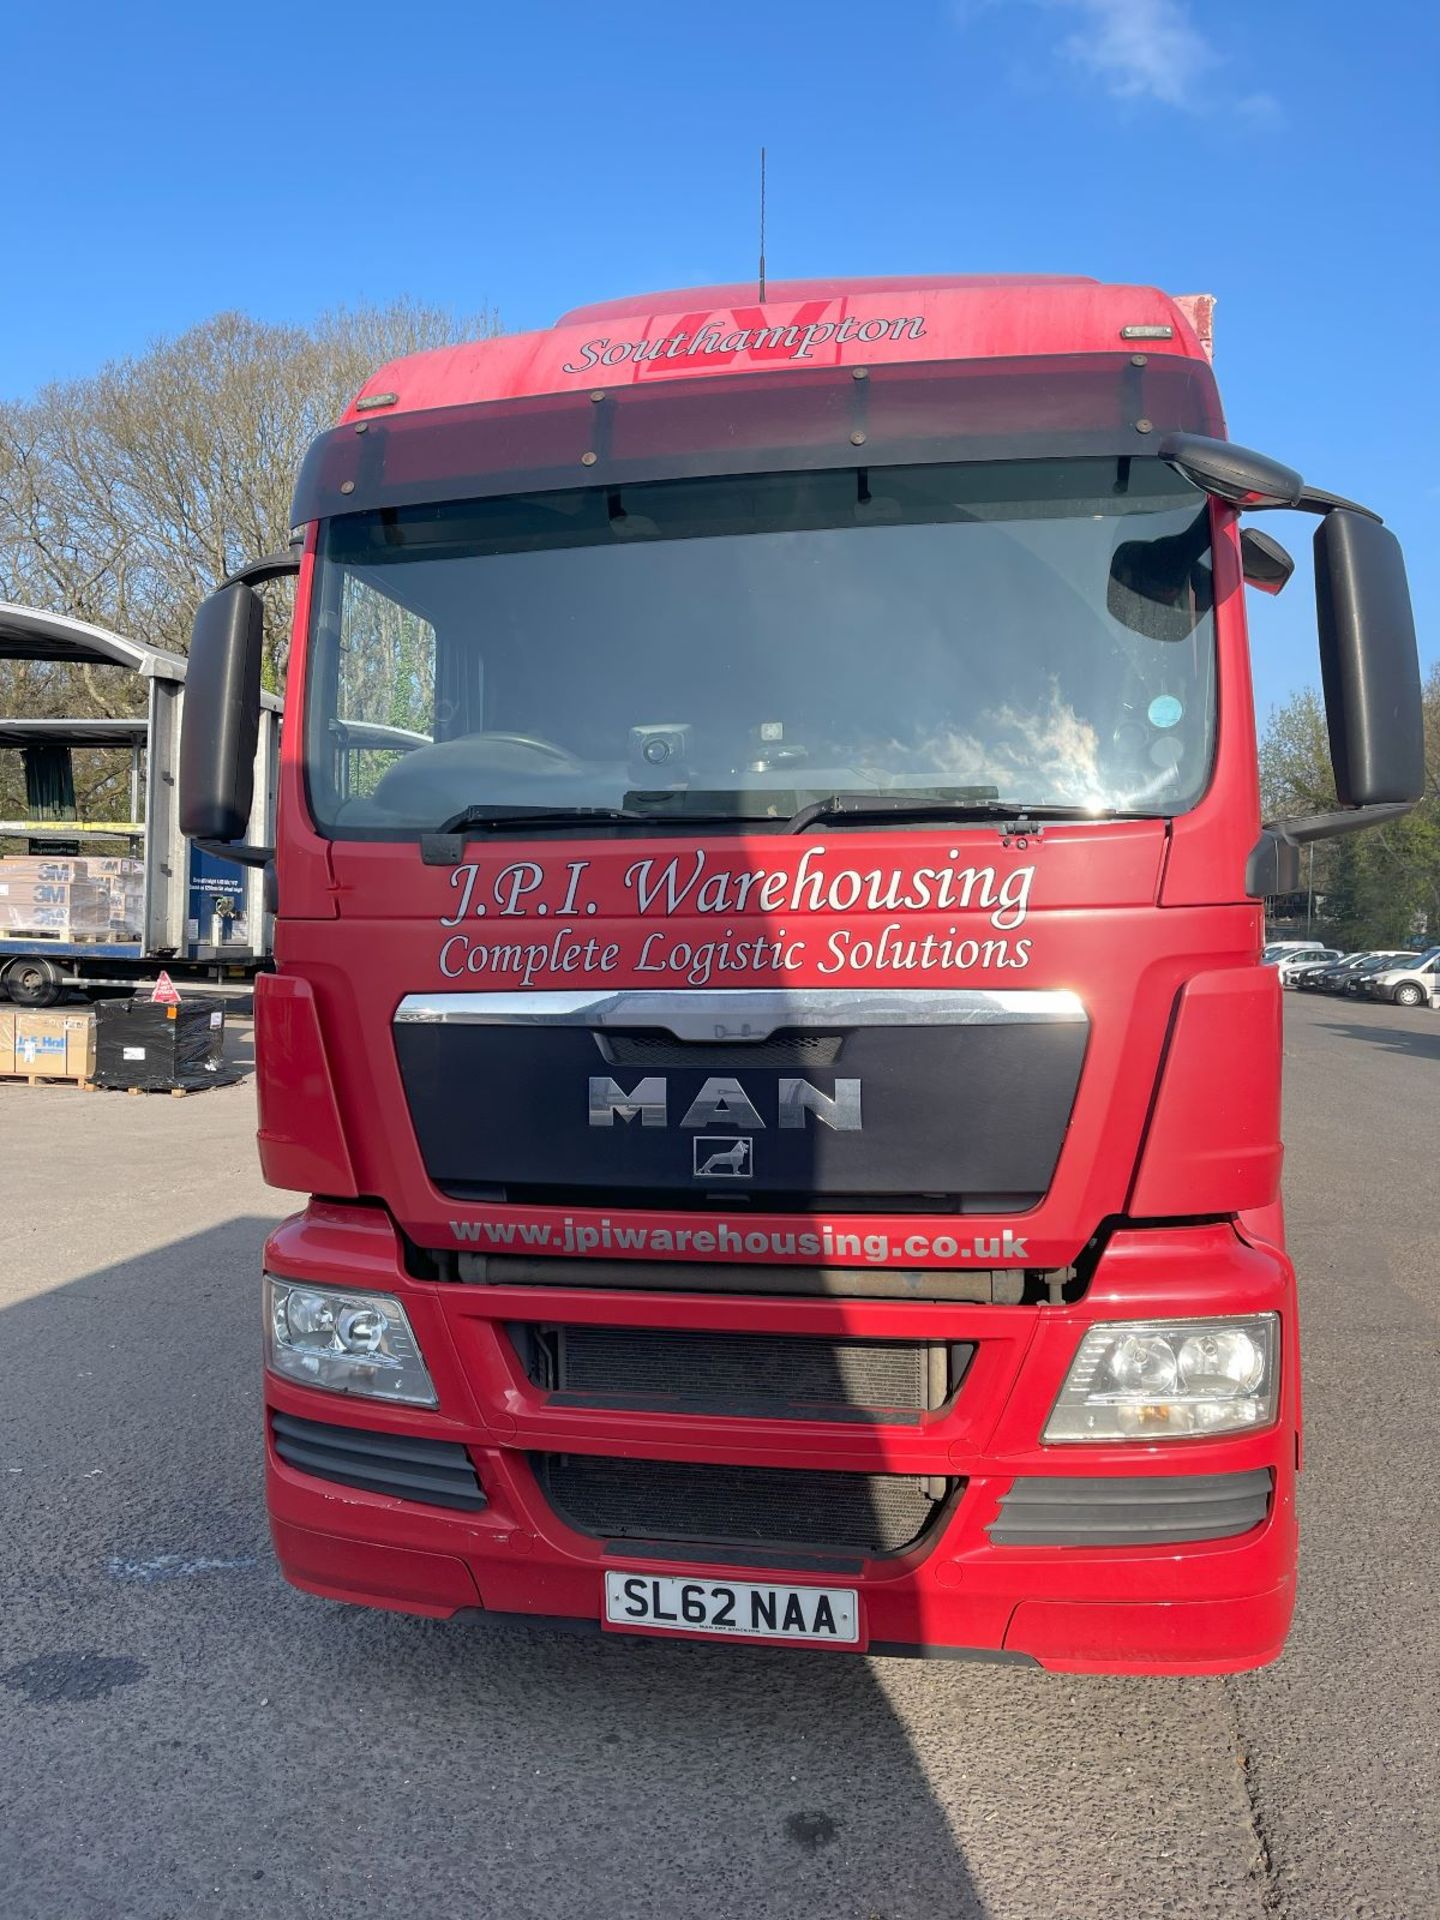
[0,299,499,816]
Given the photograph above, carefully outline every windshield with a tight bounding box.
[304,458,1216,835]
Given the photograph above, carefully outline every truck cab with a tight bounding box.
[178,276,1423,1672]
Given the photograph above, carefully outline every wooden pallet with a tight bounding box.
[2,1070,225,1095]
[0,1069,97,1089]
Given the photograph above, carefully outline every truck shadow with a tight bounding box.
[1318,1018,1440,1063]
[0,1218,994,1920]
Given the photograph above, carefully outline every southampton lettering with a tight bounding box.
[561,313,927,374]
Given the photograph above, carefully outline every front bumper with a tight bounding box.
[262,1205,1298,1675]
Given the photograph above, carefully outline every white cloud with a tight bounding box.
[1056,0,1215,108]
[951,0,1280,119]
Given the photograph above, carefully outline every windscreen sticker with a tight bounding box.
[1148,694,1184,729]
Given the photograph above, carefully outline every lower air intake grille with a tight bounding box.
[988,1469,1272,1546]
[532,1453,951,1555]
[521,1325,966,1422]
[271,1411,486,1512]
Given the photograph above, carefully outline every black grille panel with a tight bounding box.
[988,1470,1272,1546]
[520,1324,966,1422]
[271,1411,486,1512]
[533,1453,951,1554]
[600,1031,845,1068]
[398,1013,1087,1203]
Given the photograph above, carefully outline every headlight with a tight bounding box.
[266,1277,438,1406]
[1043,1314,1278,1442]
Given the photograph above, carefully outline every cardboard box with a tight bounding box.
[0,856,91,880]
[12,1010,96,1079]
[0,1008,16,1076]
[0,859,110,936]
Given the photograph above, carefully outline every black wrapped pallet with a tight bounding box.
[94,997,228,1091]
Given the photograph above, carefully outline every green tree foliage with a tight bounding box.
[1259,666,1440,949]
[0,301,498,821]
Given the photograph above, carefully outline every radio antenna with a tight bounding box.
[758,146,767,303]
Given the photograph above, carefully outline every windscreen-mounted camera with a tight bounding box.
[628,723,692,785]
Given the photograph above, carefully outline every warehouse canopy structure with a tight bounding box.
[0,602,280,711]
[0,602,188,679]
[0,716,149,749]
[0,601,280,968]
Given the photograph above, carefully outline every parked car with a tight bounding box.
[1302,951,1416,994]
[1297,953,1369,993]
[1359,947,1440,1007]
[1277,947,1342,986]
[1262,940,1327,965]
[1341,951,1422,994]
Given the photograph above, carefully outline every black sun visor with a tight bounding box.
[292,353,1224,527]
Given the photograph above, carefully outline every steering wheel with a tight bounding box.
[367,728,588,817]
[472,731,583,768]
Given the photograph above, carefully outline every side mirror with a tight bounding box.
[1314,510,1425,808]
[179,582,264,843]
[1159,432,1303,510]
[1239,527,1294,596]
[1247,509,1425,897]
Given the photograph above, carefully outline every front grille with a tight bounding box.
[398,993,1088,1207]
[516,1324,967,1422]
[599,1030,844,1068]
[532,1453,952,1555]
[270,1411,487,1512]
[988,1469,1272,1546]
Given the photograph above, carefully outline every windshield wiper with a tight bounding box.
[436,804,636,833]
[433,803,763,835]
[427,795,1137,843]
[784,794,1138,833]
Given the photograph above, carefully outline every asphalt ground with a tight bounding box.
[0,991,1435,1920]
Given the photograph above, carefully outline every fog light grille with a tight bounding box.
[988,1469,1272,1545]
[271,1411,486,1512]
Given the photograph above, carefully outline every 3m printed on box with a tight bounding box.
[0,858,109,936]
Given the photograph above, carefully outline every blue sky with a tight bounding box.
[3,0,1435,718]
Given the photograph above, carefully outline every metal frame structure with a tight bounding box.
[0,601,280,974]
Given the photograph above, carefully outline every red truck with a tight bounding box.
[180,275,1423,1672]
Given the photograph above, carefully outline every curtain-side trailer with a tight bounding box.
[0,603,279,1004]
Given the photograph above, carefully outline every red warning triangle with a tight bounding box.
[150,969,182,1005]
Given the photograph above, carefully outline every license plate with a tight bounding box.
[604,1571,859,1645]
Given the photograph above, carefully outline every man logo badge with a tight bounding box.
[693,1136,753,1179]
[588,1075,861,1132]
